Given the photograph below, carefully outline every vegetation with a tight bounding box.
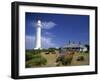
[26,54,47,67]
[56,54,74,66]
[85,44,89,53]
[26,50,47,68]
[26,50,41,61]
[25,49,89,68]
[76,56,85,61]
[85,44,89,51]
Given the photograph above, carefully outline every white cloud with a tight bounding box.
[41,36,56,48]
[43,31,55,37]
[25,35,57,49]
[32,21,56,29]
[41,21,56,29]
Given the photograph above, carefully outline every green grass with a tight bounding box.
[25,52,47,68]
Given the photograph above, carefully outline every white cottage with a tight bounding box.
[64,43,87,52]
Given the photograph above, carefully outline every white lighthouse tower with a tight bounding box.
[34,20,42,49]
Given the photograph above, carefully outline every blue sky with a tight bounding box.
[25,12,89,49]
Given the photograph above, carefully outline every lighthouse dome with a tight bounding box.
[36,20,42,27]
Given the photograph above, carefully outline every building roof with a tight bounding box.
[64,43,86,49]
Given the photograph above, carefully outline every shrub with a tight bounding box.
[48,48,55,53]
[62,56,73,65]
[32,49,41,54]
[56,54,73,65]
[26,54,47,68]
[56,56,64,62]
[45,52,50,54]
[26,50,42,61]
[85,51,89,53]
[26,52,33,61]
[76,56,84,61]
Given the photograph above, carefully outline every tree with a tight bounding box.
[85,44,89,51]
[48,48,55,52]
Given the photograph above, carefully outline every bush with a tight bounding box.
[76,56,84,61]
[56,54,73,65]
[56,56,64,62]
[85,51,89,53]
[26,54,47,68]
[62,56,73,65]
[32,49,41,54]
[45,52,50,54]
[48,48,55,53]
[26,50,42,61]
[26,52,33,61]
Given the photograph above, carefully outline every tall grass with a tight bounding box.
[26,50,47,68]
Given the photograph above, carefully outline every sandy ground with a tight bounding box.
[41,52,89,67]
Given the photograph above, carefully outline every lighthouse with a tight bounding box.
[34,20,42,49]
